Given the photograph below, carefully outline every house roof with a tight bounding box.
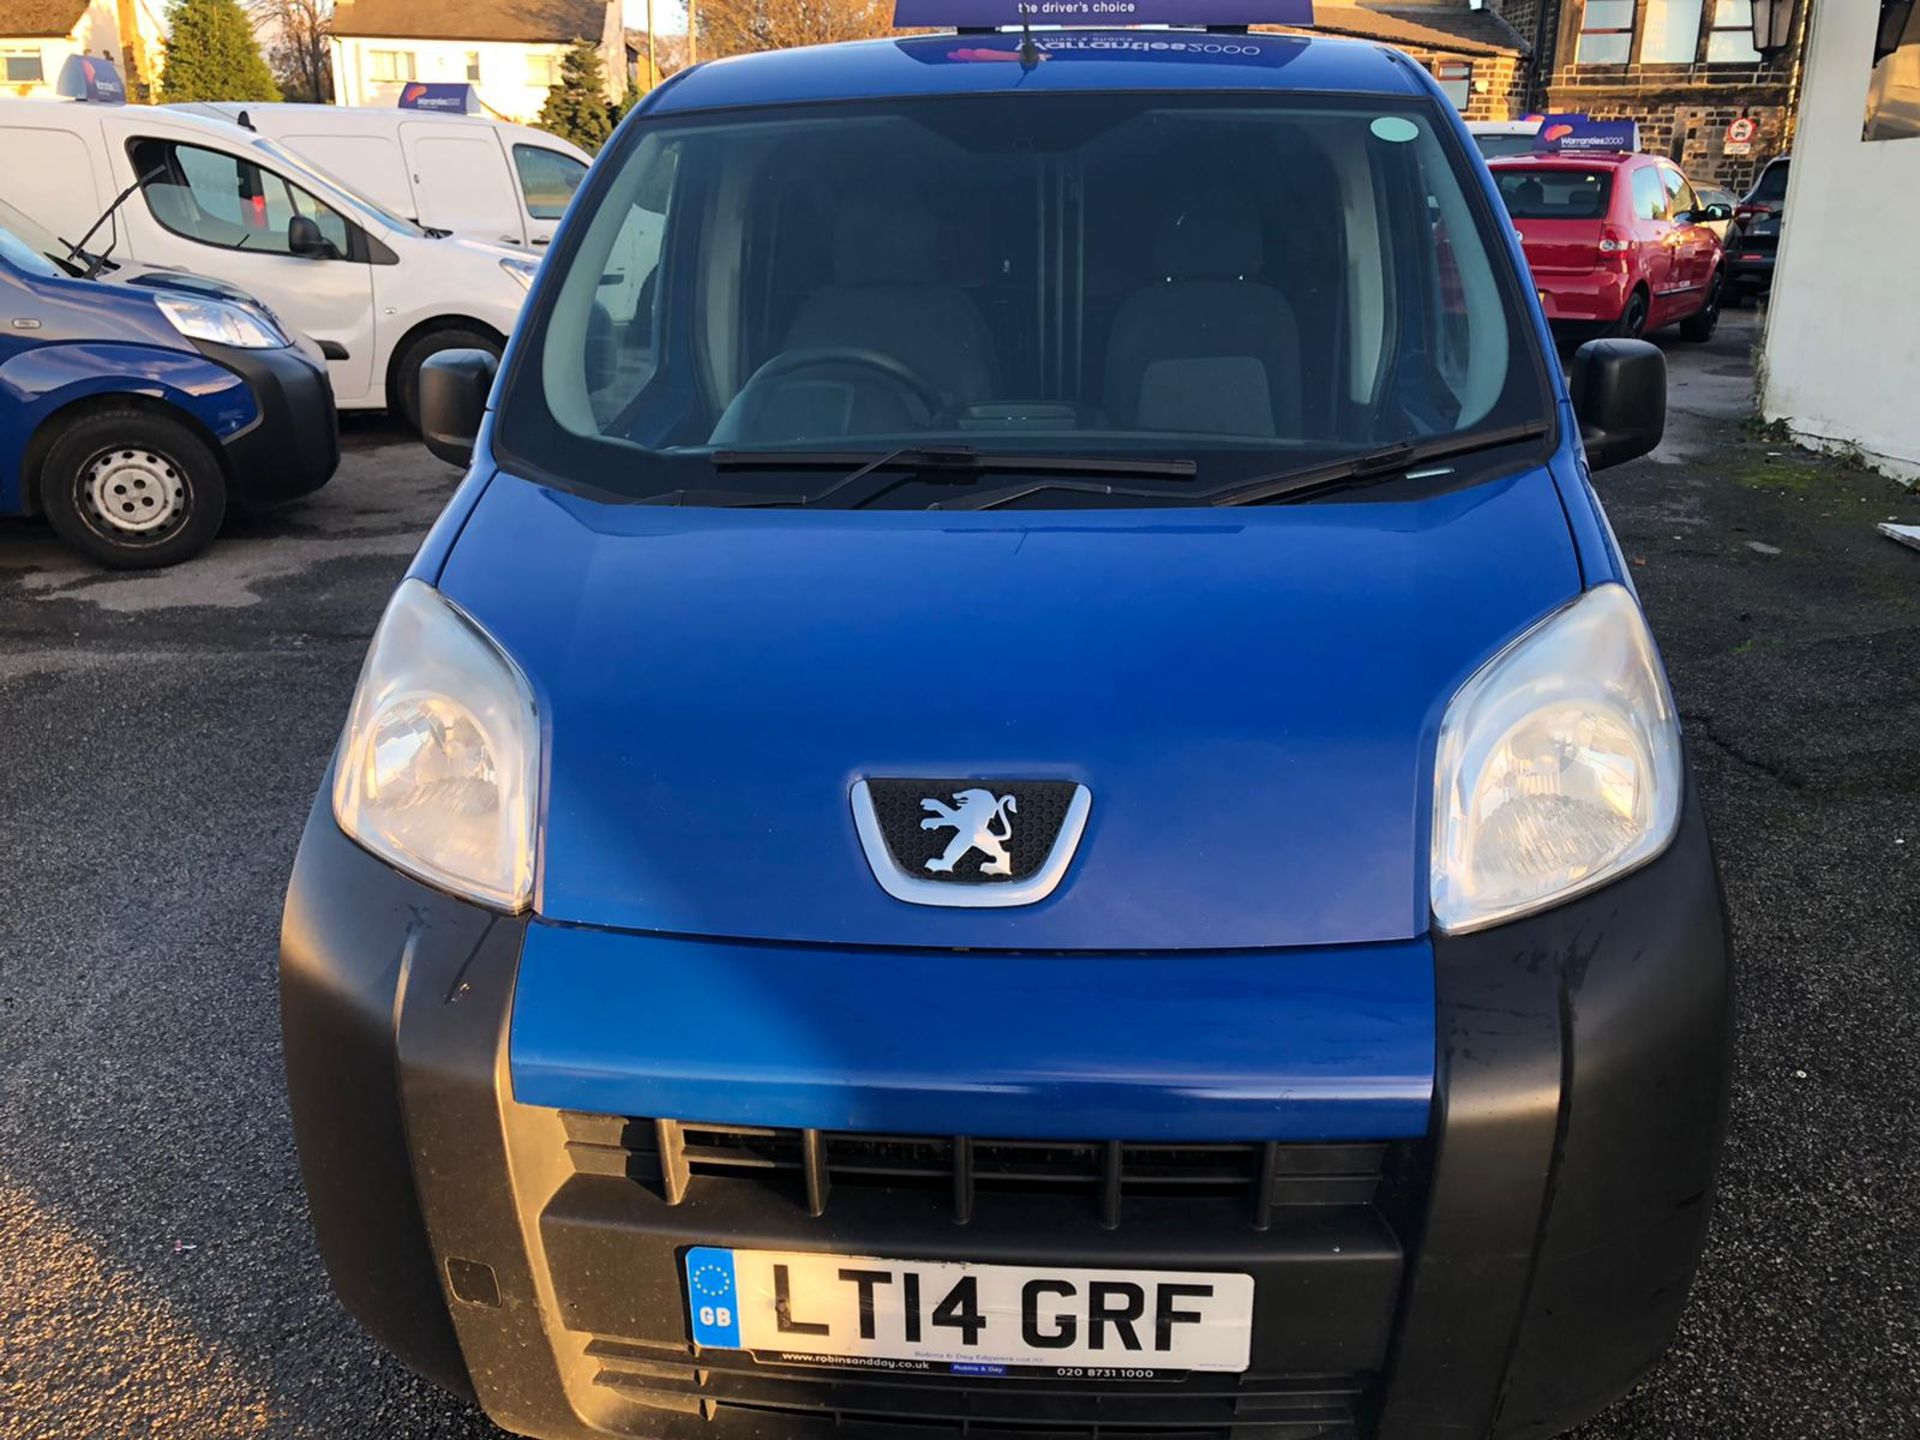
[331,0,611,44]
[1282,2,1529,59]
[0,1,87,39]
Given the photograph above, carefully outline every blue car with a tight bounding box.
[282,24,1731,1440]
[0,200,335,567]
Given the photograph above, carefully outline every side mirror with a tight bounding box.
[1569,338,1666,471]
[288,214,335,259]
[1701,203,1733,223]
[419,348,498,468]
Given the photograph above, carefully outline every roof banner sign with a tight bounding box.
[1532,113,1641,154]
[57,55,127,104]
[398,82,480,114]
[894,0,1312,28]
[919,33,1305,66]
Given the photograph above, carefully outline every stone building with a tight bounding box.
[1484,0,1813,191]
[1272,2,1535,122]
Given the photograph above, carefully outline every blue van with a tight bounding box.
[281,22,1731,1440]
[0,200,335,567]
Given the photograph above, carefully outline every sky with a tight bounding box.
[623,0,690,35]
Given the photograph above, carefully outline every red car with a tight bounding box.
[1489,151,1729,342]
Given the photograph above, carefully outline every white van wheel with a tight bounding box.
[394,328,501,436]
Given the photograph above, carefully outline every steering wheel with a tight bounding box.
[710,347,946,445]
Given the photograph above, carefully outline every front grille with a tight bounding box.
[588,1339,1365,1437]
[563,1115,1389,1230]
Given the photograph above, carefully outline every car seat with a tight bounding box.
[1103,195,1301,437]
[781,192,1000,408]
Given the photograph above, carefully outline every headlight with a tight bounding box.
[1431,584,1682,934]
[333,580,539,911]
[154,294,287,349]
[501,256,540,292]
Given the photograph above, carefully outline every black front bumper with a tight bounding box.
[196,339,339,507]
[280,783,1731,1440]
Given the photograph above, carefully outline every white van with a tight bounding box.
[169,103,591,250]
[0,99,534,427]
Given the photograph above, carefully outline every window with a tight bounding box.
[514,144,589,220]
[1707,0,1762,63]
[3,50,45,84]
[1747,158,1789,204]
[1630,166,1670,221]
[1431,60,1472,111]
[466,51,482,82]
[528,52,562,88]
[1641,0,1705,63]
[1475,132,1543,158]
[129,138,353,258]
[367,48,416,82]
[1494,168,1614,221]
[1577,0,1635,65]
[499,94,1546,509]
[1660,166,1699,217]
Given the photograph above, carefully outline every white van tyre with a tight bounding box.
[39,409,227,570]
[394,328,502,436]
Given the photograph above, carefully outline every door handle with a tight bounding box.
[500,236,524,246]
[532,236,552,247]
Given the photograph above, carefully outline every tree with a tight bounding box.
[159,0,282,102]
[625,28,691,87]
[699,0,891,60]
[249,0,333,103]
[536,39,614,154]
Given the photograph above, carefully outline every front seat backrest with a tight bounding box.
[782,193,1000,408]
[1105,196,1301,438]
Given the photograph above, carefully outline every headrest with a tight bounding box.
[832,192,946,285]
[1153,195,1264,281]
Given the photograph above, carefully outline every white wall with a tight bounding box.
[0,1,121,97]
[1761,2,1920,484]
[331,27,625,126]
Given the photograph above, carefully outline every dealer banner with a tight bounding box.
[894,0,1312,28]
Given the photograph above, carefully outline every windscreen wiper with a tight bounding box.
[1205,421,1552,508]
[63,167,164,280]
[710,445,1197,510]
[635,449,1009,508]
[934,422,1552,512]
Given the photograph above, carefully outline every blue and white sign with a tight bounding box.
[894,0,1311,28]
[1532,113,1641,154]
[685,1247,743,1349]
[398,82,480,114]
[920,32,1306,65]
[57,54,126,103]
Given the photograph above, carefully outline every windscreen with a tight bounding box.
[498,92,1549,508]
[1492,168,1614,221]
[1473,133,1540,158]
[0,198,69,271]
[1748,160,1789,204]
[0,223,61,279]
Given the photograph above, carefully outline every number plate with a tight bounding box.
[685,1247,1253,1377]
